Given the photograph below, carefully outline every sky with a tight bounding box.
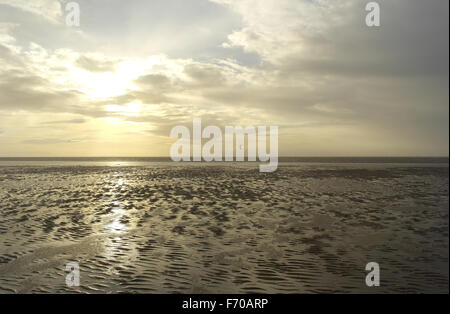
[0,0,448,157]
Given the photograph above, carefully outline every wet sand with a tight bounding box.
[0,162,448,293]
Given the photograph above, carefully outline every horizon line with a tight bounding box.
[0,156,448,159]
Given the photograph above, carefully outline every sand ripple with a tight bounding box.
[0,163,448,293]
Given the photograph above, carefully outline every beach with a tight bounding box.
[0,160,448,293]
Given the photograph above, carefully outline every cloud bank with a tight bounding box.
[0,0,448,156]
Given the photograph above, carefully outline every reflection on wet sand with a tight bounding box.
[0,163,448,293]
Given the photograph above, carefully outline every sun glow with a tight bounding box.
[69,57,173,99]
[70,70,132,98]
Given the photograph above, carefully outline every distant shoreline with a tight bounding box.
[0,157,448,163]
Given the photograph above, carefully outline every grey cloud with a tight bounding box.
[130,74,177,104]
[205,0,449,154]
[276,0,449,80]
[0,0,62,23]
[22,138,72,145]
[118,64,233,107]
[0,44,23,67]
[135,74,171,89]
[129,90,174,105]
[0,72,127,126]
[123,108,247,137]
[184,63,227,87]
[21,136,91,145]
[0,73,81,112]
[0,70,105,116]
[75,56,117,73]
[41,118,87,125]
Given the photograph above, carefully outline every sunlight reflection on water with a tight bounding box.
[105,176,128,235]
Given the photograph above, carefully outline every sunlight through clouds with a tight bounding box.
[0,0,448,157]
